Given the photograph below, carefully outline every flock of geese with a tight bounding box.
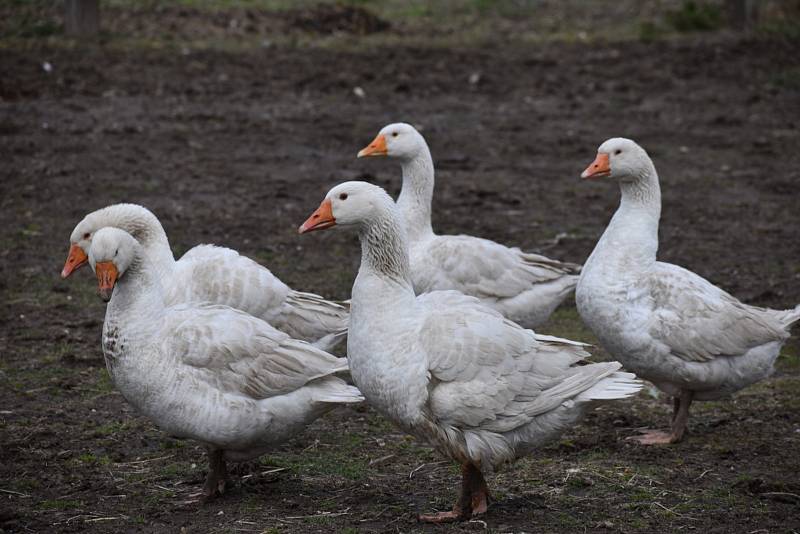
[60,124,799,522]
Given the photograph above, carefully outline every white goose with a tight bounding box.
[357,123,581,329]
[87,227,363,498]
[62,204,348,351]
[576,137,800,445]
[299,181,641,522]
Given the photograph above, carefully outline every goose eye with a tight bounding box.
[614,149,622,155]
[114,249,119,257]
[83,232,90,239]
[339,193,348,201]
[391,132,398,137]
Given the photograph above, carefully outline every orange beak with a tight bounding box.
[357,134,388,158]
[581,152,611,179]
[95,261,118,302]
[61,243,88,278]
[298,198,336,234]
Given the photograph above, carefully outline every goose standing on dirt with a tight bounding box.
[62,204,348,351]
[357,123,581,329]
[576,137,800,445]
[298,181,641,522]
[87,227,363,499]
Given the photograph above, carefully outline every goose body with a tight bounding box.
[299,181,641,521]
[89,227,362,496]
[576,138,800,443]
[63,204,348,351]
[358,123,580,329]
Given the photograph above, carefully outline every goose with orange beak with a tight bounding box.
[85,226,363,500]
[62,243,89,278]
[576,137,800,445]
[63,203,349,352]
[355,122,581,329]
[299,181,641,522]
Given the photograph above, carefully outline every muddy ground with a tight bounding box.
[1,2,800,533]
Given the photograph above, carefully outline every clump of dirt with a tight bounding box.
[283,3,390,35]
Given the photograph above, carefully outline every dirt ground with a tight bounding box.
[2,2,800,533]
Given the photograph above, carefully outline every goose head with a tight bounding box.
[62,204,155,279]
[88,227,140,302]
[298,181,393,234]
[581,138,652,183]
[357,123,427,161]
[62,214,99,278]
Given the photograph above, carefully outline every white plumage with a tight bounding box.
[576,137,799,444]
[63,204,348,351]
[88,227,362,498]
[299,181,641,522]
[357,123,580,328]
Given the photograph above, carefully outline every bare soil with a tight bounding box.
[1,5,800,533]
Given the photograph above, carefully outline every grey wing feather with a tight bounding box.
[416,292,601,434]
[165,306,347,400]
[423,235,580,299]
[647,262,790,362]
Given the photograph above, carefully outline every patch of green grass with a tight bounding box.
[160,437,188,450]
[74,453,113,466]
[96,368,115,389]
[144,493,168,507]
[760,20,800,39]
[626,487,658,502]
[93,421,130,436]
[160,462,192,478]
[304,514,335,526]
[0,2,61,40]
[770,67,800,91]
[566,475,593,489]
[778,339,800,370]
[540,305,606,358]
[666,1,723,32]
[260,434,371,480]
[5,360,73,393]
[1,0,739,53]
[470,0,497,14]
[553,511,582,527]
[10,477,41,492]
[37,499,83,511]
[638,20,665,42]
[240,494,264,514]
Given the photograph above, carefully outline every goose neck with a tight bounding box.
[102,205,175,276]
[588,167,662,272]
[618,162,661,214]
[106,257,167,328]
[396,148,435,240]
[357,212,414,289]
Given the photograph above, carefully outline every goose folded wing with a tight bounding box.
[174,245,290,310]
[417,292,595,434]
[426,235,578,299]
[647,263,788,363]
[165,306,347,399]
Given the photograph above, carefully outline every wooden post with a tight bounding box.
[64,0,100,36]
